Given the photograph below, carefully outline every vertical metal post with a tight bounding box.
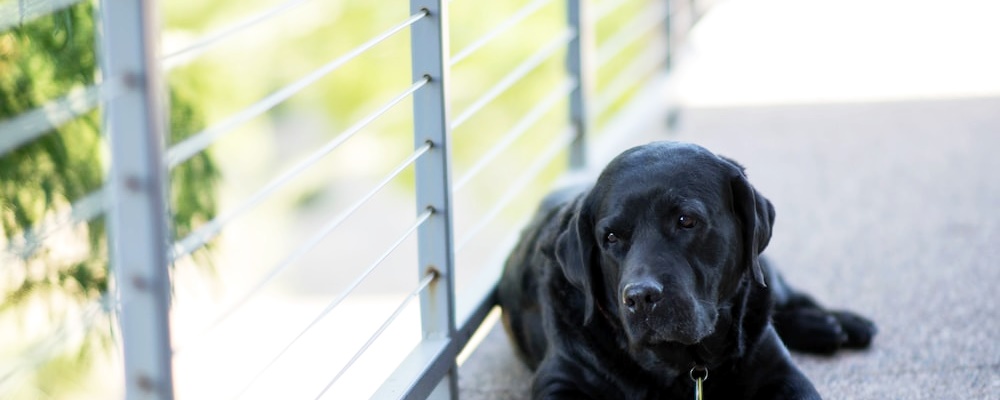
[664,0,682,132]
[101,1,175,399]
[409,1,458,399]
[567,0,593,170]
[664,0,674,71]
[689,0,699,27]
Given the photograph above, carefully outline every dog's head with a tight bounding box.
[556,141,775,351]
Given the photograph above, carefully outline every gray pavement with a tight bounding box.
[458,96,1000,399]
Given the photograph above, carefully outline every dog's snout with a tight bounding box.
[622,282,664,313]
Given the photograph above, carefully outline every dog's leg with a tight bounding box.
[744,327,823,400]
[763,257,878,354]
[531,358,608,400]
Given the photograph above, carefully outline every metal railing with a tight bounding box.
[0,0,695,398]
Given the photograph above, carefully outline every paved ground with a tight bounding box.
[459,95,1000,400]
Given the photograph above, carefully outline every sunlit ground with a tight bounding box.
[672,0,1000,106]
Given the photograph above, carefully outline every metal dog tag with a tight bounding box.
[690,366,708,400]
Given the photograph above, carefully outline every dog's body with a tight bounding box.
[498,142,875,399]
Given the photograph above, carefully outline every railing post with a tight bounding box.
[665,0,674,71]
[665,0,682,131]
[101,1,175,399]
[409,1,458,399]
[567,0,593,170]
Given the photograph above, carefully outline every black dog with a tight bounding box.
[498,141,876,399]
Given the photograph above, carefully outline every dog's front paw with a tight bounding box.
[830,310,877,349]
[773,307,879,354]
[772,307,847,354]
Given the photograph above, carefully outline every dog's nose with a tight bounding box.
[622,282,663,313]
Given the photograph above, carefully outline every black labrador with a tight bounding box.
[498,141,876,399]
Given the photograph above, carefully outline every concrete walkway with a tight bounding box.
[458,0,1000,398]
[459,95,1000,400]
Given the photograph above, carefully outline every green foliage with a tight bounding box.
[1,3,106,305]
[168,76,219,241]
[1,1,217,396]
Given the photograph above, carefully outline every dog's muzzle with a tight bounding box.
[620,281,717,346]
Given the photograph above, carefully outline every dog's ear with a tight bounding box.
[726,159,775,287]
[555,197,598,324]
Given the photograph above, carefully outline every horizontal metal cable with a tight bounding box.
[234,208,434,398]
[166,10,429,169]
[2,188,105,263]
[161,0,315,70]
[315,270,438,399]
[0,0,84,31]
[0,85,98,156]
[450,28,575,131]
[173,142,433,354]
[594,45,667,116]
[0,77,126,156]
[596,3,668,69]
[449,0,554,66]
[170,77,429,260]
[455,127,575,253]
[453,78,576,193]
[594,0,635,21]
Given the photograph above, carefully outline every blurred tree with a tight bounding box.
[0,2,217,396]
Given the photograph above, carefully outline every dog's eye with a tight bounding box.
[605,232,619,243]
[678,215,697,229]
